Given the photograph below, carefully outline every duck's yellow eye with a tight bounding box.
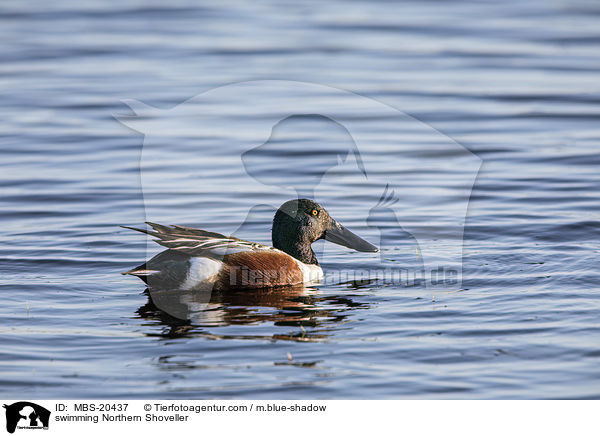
[311,209,318,216]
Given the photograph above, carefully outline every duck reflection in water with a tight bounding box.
[136,282,372,341]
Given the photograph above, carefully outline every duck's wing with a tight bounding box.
[122,221,276,258]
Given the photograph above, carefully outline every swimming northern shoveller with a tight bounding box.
[122,199,378,290]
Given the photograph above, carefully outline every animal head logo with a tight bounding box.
[117,80,481,293]
[368,184,399,227]
[366,185,425,286]
[3,402,50,434]
[241,114,366,199]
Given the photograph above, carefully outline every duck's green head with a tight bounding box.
[272,198,378,265]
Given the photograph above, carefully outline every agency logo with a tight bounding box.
[117,79,481,324]
[3,402,50,434]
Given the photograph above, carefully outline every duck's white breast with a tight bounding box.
[293,259,324,283]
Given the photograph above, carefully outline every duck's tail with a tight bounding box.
[121,268,159,277]
[121,263,160,284]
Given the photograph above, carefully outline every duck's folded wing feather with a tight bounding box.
[122,222,275,258]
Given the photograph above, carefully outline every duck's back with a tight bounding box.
[122,222,322,290]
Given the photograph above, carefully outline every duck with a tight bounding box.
[122,199,378,291]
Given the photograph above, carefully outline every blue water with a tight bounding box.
[1,0,599,399]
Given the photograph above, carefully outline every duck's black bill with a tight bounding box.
[324,221,379,253]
